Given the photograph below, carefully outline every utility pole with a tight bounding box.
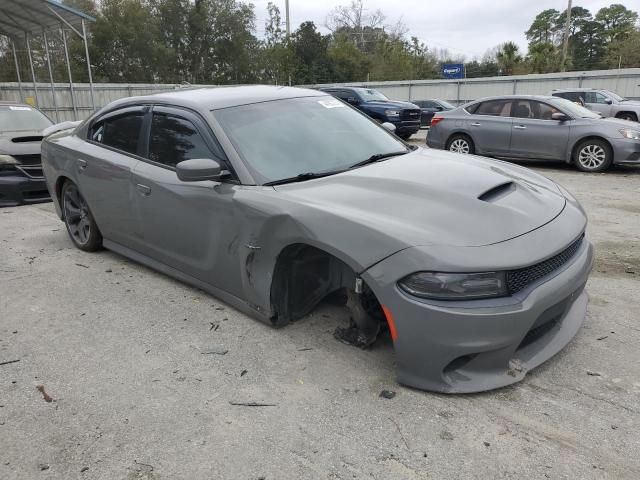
[560,0,572,72]
[285,0,291,86]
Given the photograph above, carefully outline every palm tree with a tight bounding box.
[496,42,522,75]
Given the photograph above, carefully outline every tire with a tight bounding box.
[398,133,412,140]
[616,112,638,122]
[573,139,613,173]
[61,180,102,251]
[446,134,474,155]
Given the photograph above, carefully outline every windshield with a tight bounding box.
[212,96,407,184]
[438,100,455,109]
[356,89,389,102]
[553,98,601,119]
[0,105,52,132]
[602,90,625,102]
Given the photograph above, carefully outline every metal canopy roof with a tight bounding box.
[0,0,95,39]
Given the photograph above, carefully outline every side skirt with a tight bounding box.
[103,239,272,325]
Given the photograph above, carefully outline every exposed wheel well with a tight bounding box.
[55,176,72,214]
[270,243,358,326]
[571,136,613,162]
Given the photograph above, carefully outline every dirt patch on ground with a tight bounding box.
[593,241,640,277]
[603,203,640,215]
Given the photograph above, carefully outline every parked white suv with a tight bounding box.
[550,88,639,122]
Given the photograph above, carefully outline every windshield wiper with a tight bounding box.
[264,170,345,186]
[349,150,409,169]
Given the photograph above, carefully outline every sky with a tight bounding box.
[249,0,629,58]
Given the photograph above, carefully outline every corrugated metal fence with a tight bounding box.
[1,68,639,122]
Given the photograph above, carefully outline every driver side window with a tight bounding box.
[148,113,213,168]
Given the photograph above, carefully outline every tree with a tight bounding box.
[326,0,385,51]
[606,29,640,68]
[290,22,332,84]
[527,42,560,73]
[495,42,522,75]
[572,20,606,70]
[595,4,639,43]
[526,9,560,44]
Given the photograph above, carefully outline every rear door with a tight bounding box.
[131,106,244,296]
[509,100,569,160]
[467,99,513,154]
[82,106,146,249]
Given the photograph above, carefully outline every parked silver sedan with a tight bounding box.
[41,86,593,393]
[427,95,640,172]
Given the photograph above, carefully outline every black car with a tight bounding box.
[412,99,455,127]
[319,87,421,139]
[0,102,53,206]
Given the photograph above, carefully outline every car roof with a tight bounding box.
[0,101,33,107]
[551,88,598,92]
[468,94,559,103]
[106,85,328,112]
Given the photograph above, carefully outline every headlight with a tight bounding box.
[385,109,400,117]
[619,128,640,140]
[0,154,19,170]
[398,271,508,300]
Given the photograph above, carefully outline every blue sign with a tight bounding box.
[441,63,465,79]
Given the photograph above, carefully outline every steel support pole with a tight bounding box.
[11,39,24,101]
[81,19,95,111]
[43,30,59,122]
[25,32,39,107]
[61,27,78,120]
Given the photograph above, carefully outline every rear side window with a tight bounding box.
[148,113,213,168]
[475,100,512,117]
[553,91,581,102]
[90,111,144,155]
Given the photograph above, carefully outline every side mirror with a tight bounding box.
[551,112,570,122]
[176,158,223,182]
[435,106,444,111]
[605,99,613,105]
[381,122,396,133]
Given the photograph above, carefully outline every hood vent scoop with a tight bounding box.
[478,181,516,203]
[11,136,44,143]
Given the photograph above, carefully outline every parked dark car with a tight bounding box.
[413,99,455,127]
[41,86,593,393]
[319,87,421,139]
[427,95,640,172]
[0,102,53,206]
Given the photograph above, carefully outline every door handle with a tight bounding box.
[513,125,527,130]
[77,159,87,171]
[136,183,152,196]
[470,122,481,126]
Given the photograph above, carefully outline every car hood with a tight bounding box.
[274,148,566,248]
[0,129,44,155]
[619,100,640,107]
[582,116,640,128]
[363,100,420,110]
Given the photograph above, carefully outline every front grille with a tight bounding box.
[401,109,421,120]
[13,154,41,165]
[16,165,44,179]
[506,235,584,295]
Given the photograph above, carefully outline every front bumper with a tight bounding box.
[393,120,421,135]
[0,170,51,207]
[611,138,640,164]
[363,198,593,393]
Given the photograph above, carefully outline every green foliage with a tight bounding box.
[0,0,639,86]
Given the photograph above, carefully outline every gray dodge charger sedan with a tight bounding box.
[427,94,640,172]
[41,86,593,393]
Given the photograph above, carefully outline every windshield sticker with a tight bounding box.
[9,106,32,111]
[318,99,345,109]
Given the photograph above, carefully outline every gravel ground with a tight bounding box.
[1,137,639,479]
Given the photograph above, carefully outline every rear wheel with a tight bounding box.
[446,134,474,155]
[62,181,102,251]
[398,133,412,140]
[574,139,612,173]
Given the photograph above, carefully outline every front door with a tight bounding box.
[131,106,244,297]
[584,91,613,117]
[508,100,570,160]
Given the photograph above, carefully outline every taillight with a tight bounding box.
[430,116,444,127]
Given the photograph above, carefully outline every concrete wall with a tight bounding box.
[1,68,639,122]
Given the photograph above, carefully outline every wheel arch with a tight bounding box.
[569,135,613,164]
[615,111,638,121]
[445,131,476,150]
